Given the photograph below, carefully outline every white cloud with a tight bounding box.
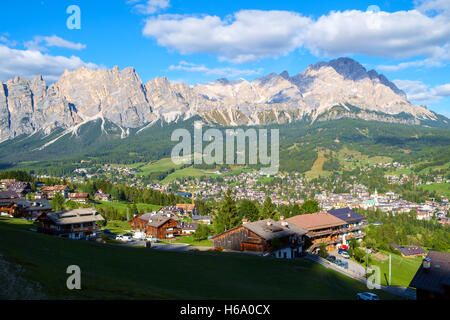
[24,35,86,51]
[393,79,450,104]
[377,59,443,72]
[0,44,98,82]
[142,6,450,65]
[434,83,450,96]
[143,10,311,63]
[0,34,17,47]
[304,10,450,59]
[416,0,450,16]
[169,61,263,78]
[128,0,170,15]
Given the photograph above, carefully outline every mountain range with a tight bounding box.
[1,57,447,145]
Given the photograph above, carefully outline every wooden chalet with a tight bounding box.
[7,182,32,196]
[177,222,198,235]
[130,212,180,239]
[0,190,21,207]
[192,215,212,225]
[94,189,111,202]
[410,251,450,300]
[68,193,89,204]
[37,208,104,240]
[212,218,308,259]
[286,212,351,253]
[41,185,69,199]
[8,199,52,219]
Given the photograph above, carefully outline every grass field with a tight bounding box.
[95,201,162,215]
[421,183,450,198]
[137,158,185,176]
[305,150,332,180]
[103,220,133,235]
[169,235,213,247]
[0,218,399,300]
[337,147,393,170]
[357,251,422,287]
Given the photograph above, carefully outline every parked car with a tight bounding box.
[338,248,347,254]
[334,259,348,269]
[340,251,350,259]
[116,235,131,242]
[146,236,159,242]
[356,292,380,300]
[326,255,336,262]
[133,232,147,240]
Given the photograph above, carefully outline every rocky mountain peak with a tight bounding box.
[0,58,442,143]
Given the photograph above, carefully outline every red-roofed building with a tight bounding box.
[41,185,69,199]
[68,193,89,204]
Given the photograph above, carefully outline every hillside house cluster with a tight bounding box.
[212,208,367,258]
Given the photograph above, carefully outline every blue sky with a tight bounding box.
[0,0,449,116]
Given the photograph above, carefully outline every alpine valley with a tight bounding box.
[0,57,449,173]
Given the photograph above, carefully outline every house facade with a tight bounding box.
[212,218,307,259]
[130,212,180,239]
[12,199,53,219]
[286,212,350,253]
[37,208,104,240]
[41,185,69,199]
[68,193,89,204]
[94,189,111,201]
[327,207,367,245]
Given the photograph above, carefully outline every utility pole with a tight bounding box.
[366,249,369,279]
[389,254,392,286]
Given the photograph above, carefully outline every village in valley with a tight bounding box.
[1,156,449,300]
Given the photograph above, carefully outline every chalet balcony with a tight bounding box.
[308,224,366,238]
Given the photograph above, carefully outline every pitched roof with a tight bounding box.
[192,215,211,220]
[243,219,307,241]
[42,185,68,191]
[68,193,89,198]
[14,199,52,211]
[0,190,20,200]
[44,208,104,225]
[178,222,198,230]
[137,212,175,228]
[410,251,450,294]
[286,213,347,231]
[391,244,426,256]
[327,207,366,223]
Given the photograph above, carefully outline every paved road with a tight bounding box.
[328,250,366,277]
[306,254,416,300]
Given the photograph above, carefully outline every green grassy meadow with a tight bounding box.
[356,251,422,287]
[0,218,399,300]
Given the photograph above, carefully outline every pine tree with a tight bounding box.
[51,192,66,211]
[213,189,239,234]
[260,196,276,219]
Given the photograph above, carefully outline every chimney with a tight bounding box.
[242,218,249,225]
[266,219,272,226]
[347,212,351,218]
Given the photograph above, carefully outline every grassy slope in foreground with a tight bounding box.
[0,218,399,300]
